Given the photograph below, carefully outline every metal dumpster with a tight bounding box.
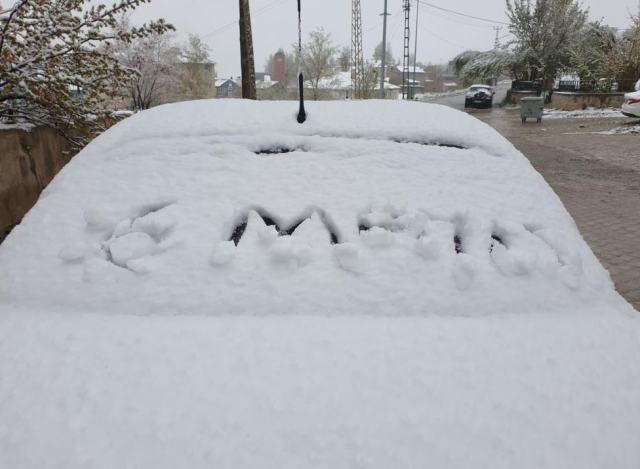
[520,96,544,123]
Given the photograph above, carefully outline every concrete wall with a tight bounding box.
[506,90,539,105]
[0,125,74,243]
[550,92,626,111]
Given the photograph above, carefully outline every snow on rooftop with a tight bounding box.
[397,65,425,74]
[1,99,639,468]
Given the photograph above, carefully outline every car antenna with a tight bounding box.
[296,0,306,124]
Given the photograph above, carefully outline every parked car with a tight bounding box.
[622,90,640,118]
[0,100,638,469]
[464,84,494,108]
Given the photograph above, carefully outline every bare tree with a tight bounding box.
[373,41,395,65]
[338,47,350,72]
[264,53,275,76]
[113,16,181,110]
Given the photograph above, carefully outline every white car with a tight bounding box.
[1,100,639,469]
[622,90,640,118]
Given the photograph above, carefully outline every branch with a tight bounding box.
[0,0,28,53]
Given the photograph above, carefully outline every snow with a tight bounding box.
[543,107,624,119]
[0,121,35,131]
[415,89,468,101]
[396,65,425,74]
[624,90,640,100]
[1,312,640,469]
[0,99,638,468]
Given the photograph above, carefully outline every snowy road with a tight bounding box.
[425,83,510,112]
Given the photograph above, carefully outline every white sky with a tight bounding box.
[129,0,640,78]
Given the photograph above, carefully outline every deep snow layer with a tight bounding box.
[1,312,640,469]
[0,100,631,316]
[1,100,639,468]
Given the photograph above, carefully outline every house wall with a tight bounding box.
[550,92,626,110]
[0,125,74,244]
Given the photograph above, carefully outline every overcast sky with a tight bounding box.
[129,0,640,78]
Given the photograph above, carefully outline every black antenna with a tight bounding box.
[297,0,306,124]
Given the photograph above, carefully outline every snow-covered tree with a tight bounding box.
[0,0,171,146]
[568,22,617,80]
[505,0,587,85]
[177,34,215,101]
[459,48,517,82]
[181,34,211,64]
[300,28,337,101]
[605,5,640,82]
[452,50,481,76]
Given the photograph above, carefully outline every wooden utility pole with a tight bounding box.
[239,0,257,100]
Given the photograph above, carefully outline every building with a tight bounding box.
[388,65,428,99]
[304,72,400,100]
[273,51,286,84]
[215,78,239,98]
[438,74,461,92]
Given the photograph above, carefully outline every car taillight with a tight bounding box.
[628,99,640,105]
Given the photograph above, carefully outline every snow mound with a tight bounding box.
[0,100,639,469]
[0,99,630,317]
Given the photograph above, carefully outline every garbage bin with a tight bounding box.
[520,96,544,123]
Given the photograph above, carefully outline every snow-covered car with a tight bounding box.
[621,90,640,118]
[465,84,494,109]
[1,100,639,469]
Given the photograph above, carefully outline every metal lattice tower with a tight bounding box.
[402,0,411,100]
[493,26,503,49]
[351,0,365,99]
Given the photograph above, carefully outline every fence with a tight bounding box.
[555,79,637,93]
[511,81,543,94]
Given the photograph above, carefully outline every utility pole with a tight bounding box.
[378,0,389,99]
[351,0,365,99]
[402,0,411,100]
[239,0,257,100]
[493,25,503,49]
[413,0,420,96]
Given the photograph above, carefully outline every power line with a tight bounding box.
[201,0,288,40]
[416,1,509,26]
[417,4,496,28]
[417,19,470,51]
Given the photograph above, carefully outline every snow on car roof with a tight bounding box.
[0,99,625,317]
[1,100,638,468]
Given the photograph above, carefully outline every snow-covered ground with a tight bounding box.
[415,89,468,102]
[0,100,638,468]
[543,107,624,119]
[603,125,640,134]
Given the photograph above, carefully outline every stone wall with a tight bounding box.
[550,92,626,111]
[0,125,75,243]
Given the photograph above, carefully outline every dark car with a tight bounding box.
[464,84,494,109]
